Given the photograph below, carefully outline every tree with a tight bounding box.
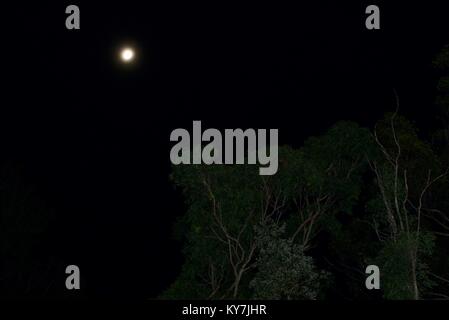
[162,164,266,299]
[163,121,372,299]
[250,221,327,299]
[288,122,374,250]
[368,106,448,299]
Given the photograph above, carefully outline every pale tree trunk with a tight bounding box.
[371,100,448,300]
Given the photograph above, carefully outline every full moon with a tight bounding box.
[120,47,135,63]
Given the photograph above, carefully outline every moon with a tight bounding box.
[120,47,135,63]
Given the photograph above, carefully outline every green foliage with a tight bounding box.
[374,114,442,196]
[375,232,435,300]
[166,165,264,298]
[366,113,447,300]
[299,121,374,213]
[160,45,449,300]
[164,121,373,299]
[250,222,328,300]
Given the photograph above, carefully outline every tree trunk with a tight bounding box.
[232,271,243,298]
[410,250,419,300]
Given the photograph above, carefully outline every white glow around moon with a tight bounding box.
[120,48,135,63]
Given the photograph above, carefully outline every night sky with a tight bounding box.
[2,2,449,298]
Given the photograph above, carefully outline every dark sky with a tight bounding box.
[2,1,449,298]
